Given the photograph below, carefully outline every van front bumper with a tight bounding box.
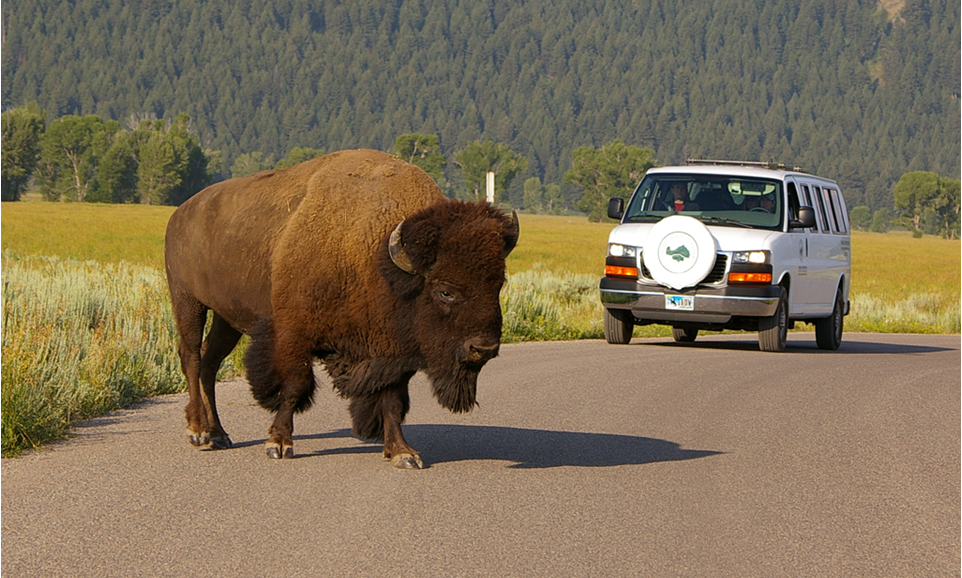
[600,277,781,324]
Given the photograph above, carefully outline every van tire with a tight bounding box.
[815,288,844,350]
[758,287,788,352]
[604,307,633,344]
[672,327,698,342]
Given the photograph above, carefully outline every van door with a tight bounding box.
[783,179,811,315]
[792,182,819,314]
[806,184,841,314]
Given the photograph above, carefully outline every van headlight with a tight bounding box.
[732,250,770,264]
[608,244,638,258]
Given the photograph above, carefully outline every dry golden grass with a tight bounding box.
[2,203,958,334]
[2,201,175,268]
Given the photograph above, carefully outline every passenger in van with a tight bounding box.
[654,182,698,212]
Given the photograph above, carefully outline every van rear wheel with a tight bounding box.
[603,307,633,344]
[758,287,788,352]
[815,288,844,350]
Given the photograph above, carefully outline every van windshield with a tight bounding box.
[623,174,784,230]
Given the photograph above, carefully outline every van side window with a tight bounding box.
[801,185,821,232]
[787,182,800,224]
[826,188,847,234]
[821,188,840,233]
[811,186,830,233]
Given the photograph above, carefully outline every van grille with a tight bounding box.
[639,253,728,285]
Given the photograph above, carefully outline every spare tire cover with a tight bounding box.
[643,215,717,290]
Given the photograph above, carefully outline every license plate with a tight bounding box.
[665,295,694,311]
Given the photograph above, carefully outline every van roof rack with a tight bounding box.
[686,159,808,173]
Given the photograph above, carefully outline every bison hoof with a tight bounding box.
[266,444,294,460]
[209,436,232,450]
[391,453,424,470]
[187,431,210,447]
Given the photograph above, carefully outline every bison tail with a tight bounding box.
[245,319,316,414]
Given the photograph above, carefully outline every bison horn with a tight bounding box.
[389,220,418,274]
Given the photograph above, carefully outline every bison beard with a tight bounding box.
[426,360,481,414]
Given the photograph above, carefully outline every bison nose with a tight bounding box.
[463,339,500,364]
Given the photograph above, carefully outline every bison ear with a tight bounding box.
[389,220,418,274]
[502,210,520,258]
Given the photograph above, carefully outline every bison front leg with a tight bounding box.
[245,320,317,459]
[262,360,315,460]
[348,381,423,469]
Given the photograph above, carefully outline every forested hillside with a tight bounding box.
[2,0,959,210]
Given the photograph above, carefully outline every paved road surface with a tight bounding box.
[2,333,959,577]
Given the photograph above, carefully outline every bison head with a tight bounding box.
[381,200,519,413]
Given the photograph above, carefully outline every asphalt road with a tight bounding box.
[2,333,959,577]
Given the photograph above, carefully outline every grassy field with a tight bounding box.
[2,201,959,455]
[2,202,176,268]
[5,204,960,298]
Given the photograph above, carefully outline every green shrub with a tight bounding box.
[1,255,186,456]
[500,265,670,342]
[846,292,961,334]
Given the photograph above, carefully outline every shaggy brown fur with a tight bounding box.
[165,149,519,467]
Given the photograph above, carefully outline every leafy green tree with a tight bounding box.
[230,151,275,178]
[522,176,543,213]
[164,114,215,205]
[392,134,446,181]
[134,113,213,205]
[894,171,940,232]
[933,177,960,239]
[91,130,139,203]
[36,115,113,202]
[454,140,528,202]
[522,176,563,214]
[1,102,46,201]
[849,206,872,230]
[274,146,324,169]
[564,140,655,222]
[137,129,181,205]
[870,208,891,233]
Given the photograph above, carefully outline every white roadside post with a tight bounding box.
[486,171,495,204]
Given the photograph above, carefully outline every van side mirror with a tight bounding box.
[790,206,816,229]
[607,197,625,220]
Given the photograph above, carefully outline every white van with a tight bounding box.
[601,160,852,351]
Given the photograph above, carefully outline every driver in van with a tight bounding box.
[744,193,775,213]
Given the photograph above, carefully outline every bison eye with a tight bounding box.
[433,286,460,308]
[437,289,455,302]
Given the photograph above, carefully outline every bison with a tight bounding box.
[164,149,519,468]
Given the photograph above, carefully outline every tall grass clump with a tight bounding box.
[501,267,604,342]
[1,254,185,456]
[847,292,961,334]
[500,265,670,342]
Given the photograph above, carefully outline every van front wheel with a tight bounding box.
[758,287,788,352]
[604,307,634,344]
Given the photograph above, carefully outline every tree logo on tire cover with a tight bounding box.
[659,232,698,273]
